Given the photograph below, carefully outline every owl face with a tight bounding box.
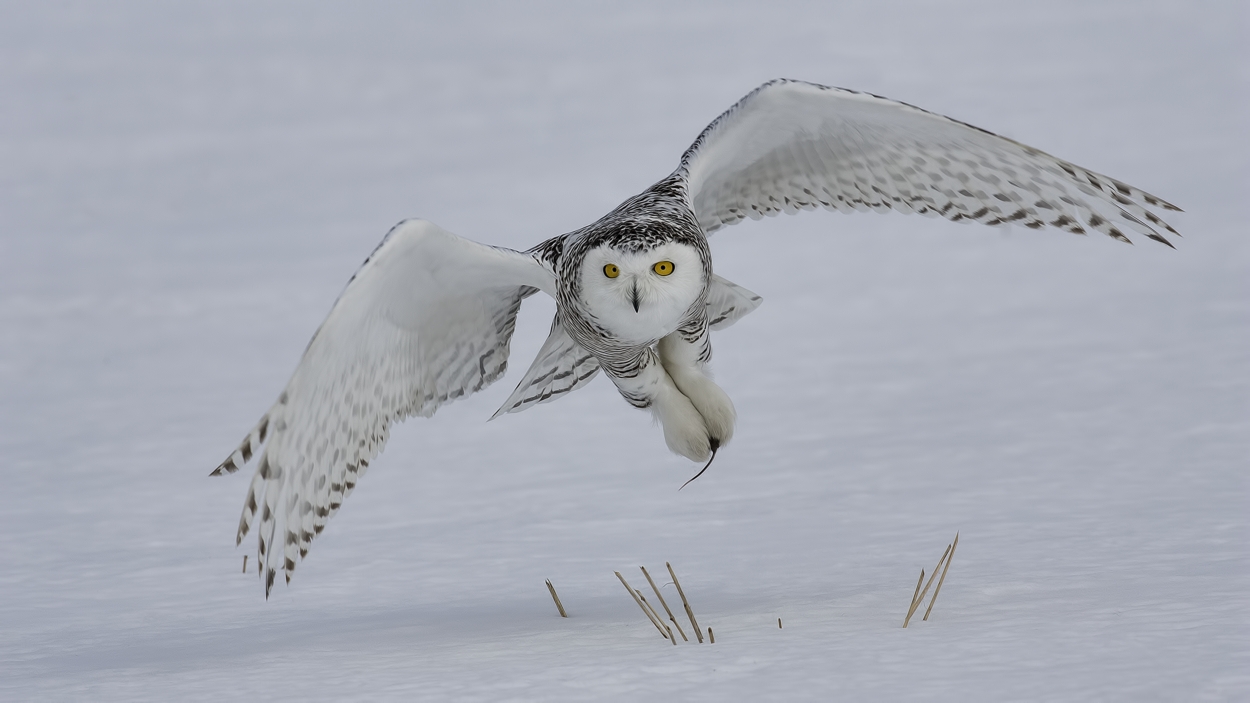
[578,241,705,344]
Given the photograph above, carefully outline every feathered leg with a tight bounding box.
[657,319,735,448]
[606,347,712,462]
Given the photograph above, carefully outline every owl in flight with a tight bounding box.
[211,79,1180,596]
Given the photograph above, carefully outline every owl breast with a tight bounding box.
[583,284,699,346]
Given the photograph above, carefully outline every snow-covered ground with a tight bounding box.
[2,2,1246,700]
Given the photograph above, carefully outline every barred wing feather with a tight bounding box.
[491,318,600,419]
[705,274,762,331]
[211,219,554,596]
[680,79,1180,245]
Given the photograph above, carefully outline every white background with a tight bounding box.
[1,1,1245,700]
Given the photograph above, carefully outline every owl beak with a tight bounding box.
[630,282,640,313]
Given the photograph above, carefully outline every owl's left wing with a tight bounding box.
[678,79,1180,245]
[211,219,554,597]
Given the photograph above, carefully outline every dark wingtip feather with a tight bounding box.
[210,457,237,476]
[1145,233,1176,249]
[1142,191,1183,212]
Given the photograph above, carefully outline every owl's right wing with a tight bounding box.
[210,219,554,597]
[678,79,1180,245]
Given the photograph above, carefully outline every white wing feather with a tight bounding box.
[680,79,1181,245]
[211,219,553,596]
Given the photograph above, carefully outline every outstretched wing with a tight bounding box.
[679,79,1181,245]
[211,219,554,597]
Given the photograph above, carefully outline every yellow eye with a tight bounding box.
[652,261,675,276]
[603,263,620,278]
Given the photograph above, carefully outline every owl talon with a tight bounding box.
[679,438,719,490]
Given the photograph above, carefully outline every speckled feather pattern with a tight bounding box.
[679,79,1180,246]
[212,221,547,595]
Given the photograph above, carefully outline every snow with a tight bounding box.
[1,1,1246,700]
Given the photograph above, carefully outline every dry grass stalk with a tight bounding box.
[635,589,662,623]
[242,555,248,573]
[648,606,676,645]
[636,590,675,645]
[666,562,704,643]
[647,601,677,645]
[904,542,953,627]
[708,627,715,643]
[909,569,924,611]
[640,566,688,641]
[923,532,959,621]
[616,571,670,639]
[545,579,568,618]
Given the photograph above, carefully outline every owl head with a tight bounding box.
[578,240,706,344]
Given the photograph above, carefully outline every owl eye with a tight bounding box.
[603,264,620,278]
[652,261,675,276]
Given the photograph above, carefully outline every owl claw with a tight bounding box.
[679,438,719,490]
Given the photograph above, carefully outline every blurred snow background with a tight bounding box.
[1,1,1246,700]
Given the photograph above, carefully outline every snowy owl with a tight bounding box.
[211,79,1180,596]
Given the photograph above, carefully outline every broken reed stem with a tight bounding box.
[923,532,959,622]
[666,562,703,643]
[545,579,568,618]
[707,627,715,643]
[636,590,675,645]
[647,602,676,646]
[640,566,688,641]
[904,545,950,627]
[909,568,924,611]
[616,571,670,639]
[242,555,248,573]
[904,542,953,628]
[638,593,676,645]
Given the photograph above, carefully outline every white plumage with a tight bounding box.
[212,79,1179,596]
